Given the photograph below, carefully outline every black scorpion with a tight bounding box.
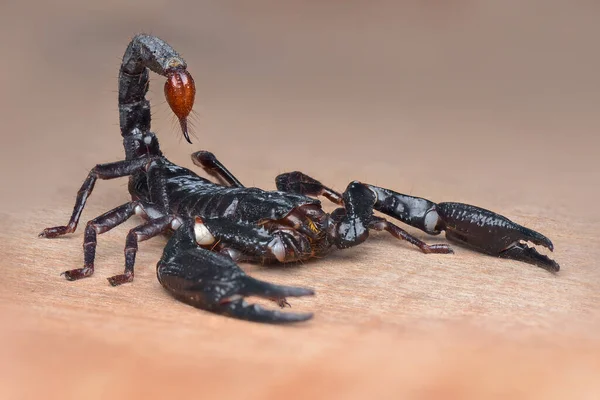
[40,35,559,323]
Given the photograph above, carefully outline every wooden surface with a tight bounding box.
[2,1,600,398]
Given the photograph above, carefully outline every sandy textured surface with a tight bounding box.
[1,1,599,398]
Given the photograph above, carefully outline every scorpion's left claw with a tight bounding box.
[435,202,559,272]
[157,222,314,323]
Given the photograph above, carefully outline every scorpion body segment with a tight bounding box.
[150,160,320,224]
[40,34,559,323]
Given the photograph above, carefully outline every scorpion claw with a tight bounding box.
[221,299,313,323]
[156,221,314,323]
[497,242,560,272]
[240,276,315,299]
[436,202,559,272]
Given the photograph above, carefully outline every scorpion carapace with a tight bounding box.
[40,34,559,324]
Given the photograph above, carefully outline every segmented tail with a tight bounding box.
[118,34,195,159]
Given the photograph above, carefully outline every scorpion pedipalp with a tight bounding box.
[277,172,559,272]
[435,202,559,272]
[157,220,314,323]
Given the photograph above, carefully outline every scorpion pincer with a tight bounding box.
[40,34,559,323]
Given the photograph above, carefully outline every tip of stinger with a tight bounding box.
[180,118,192,144]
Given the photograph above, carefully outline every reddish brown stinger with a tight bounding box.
[165,68,196,143]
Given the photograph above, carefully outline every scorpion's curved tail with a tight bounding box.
[119,34,196,160]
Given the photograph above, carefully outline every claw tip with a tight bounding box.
[548,261,560,273]
[284,312,314,323]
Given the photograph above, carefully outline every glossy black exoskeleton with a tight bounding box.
[40,35,559,323]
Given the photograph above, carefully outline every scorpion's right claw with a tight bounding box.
[156,221,314,323]
[435,202,559,272]
[496,242,559,272]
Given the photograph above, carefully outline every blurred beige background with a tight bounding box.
[1,1,599,399]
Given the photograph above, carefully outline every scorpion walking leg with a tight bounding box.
[157,219,314,323]
[39,158,150,238]
[108,215,174,286]
[369,216,453,254]
[62,202,138,280]
[191,151,244,187]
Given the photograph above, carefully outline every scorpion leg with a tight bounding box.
[39,158,151,238]
[191,151,244,187]
[157,220,314,323]
[107,215,175,286]
[369,216,453,254]
[62,202,138,280]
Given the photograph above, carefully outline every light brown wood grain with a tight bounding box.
[1,1,600,399]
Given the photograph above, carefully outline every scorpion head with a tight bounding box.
[165,67,196,144]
